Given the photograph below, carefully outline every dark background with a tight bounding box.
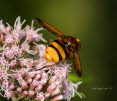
[0,0,116,101]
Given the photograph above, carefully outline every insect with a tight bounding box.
[35,17,82,76]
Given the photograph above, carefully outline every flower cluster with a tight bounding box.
[0,17,82,101]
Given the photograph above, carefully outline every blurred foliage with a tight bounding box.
[0,0,114,101]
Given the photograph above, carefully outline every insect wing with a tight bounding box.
[35,17,65,37]
[72,51,82,76]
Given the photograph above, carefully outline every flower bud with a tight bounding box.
[23,91,28,96]
[17,87,22,93]
[47,84,56,92]
[6,92,16,98]
[9,85,15,90]
[30,80,39,90]
[27,78,33,84]
[34,74,41,80]
[21,81,27,89]
[35,84,43,92]
[10,60,17,68]
[28,72,35,78]
[51,88,60,96]
[51,95,63,101]
[29,90,35,97]
[40,79,47,85]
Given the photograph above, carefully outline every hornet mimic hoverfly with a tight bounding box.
[35,17,82,76]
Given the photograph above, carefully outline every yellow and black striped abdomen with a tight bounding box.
[44,39,70,63]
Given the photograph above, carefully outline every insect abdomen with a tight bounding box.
[44,39,71,63]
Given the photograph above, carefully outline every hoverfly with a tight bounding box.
[35,17,82,76]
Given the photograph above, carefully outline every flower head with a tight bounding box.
[0,17,83,101]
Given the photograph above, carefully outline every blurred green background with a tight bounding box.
[0,0,115,101]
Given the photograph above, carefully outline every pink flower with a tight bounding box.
[0,17,83,101]
[10,59,17,68]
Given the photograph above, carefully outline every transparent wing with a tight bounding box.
[72,51,82,76]
[35,17,65,37]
